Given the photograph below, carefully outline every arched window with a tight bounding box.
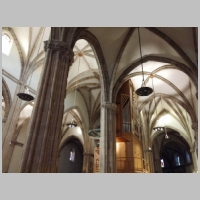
[2,33,12,56]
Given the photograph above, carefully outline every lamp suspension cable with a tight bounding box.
[161,97,169,139]
[27,27,46,91]
[67,53,81,128]
[17,27,46,101]
[73,56,81,107]
[151,75,158,116]
[138,27,145,87]
[161,97,165,124]
[152,76,164,132]
[135,27,153,96]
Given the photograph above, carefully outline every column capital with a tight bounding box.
[101,102,117,111]
[144,149,153,152]
[190,149,196,153]
[44,39,74,65]
[191,123,198,131]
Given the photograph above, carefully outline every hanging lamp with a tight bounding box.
[164,127,169,139]
[17,87,34,101]
[67,52,81,128]
[161,97,169,139]
[135,27,153,96]
[151,74,164,132]
[17,28,46,101]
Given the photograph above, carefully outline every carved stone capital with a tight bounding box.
[191,123,198,131]
[44,39,74,65]
[101,102,118,111]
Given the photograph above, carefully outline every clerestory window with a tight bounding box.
[2,33,12,56]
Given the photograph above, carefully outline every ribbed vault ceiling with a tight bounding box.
[2,27,198,146]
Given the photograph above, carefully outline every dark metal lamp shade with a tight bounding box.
[136,86,153,96]
[17,93,34,101]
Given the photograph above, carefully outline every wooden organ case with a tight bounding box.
[116,80,149,173]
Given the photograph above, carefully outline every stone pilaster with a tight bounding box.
[154,159,162,173]
[2,118,7,123]
[100,102,117,173]
[2,84,27,172]
[192,123,198,137]
[190,149,198,173]
[82,137,93,173]
[152,142,162,173]
[144,149,155,173]
[19,39,74,173]
[192,122,198,157]
[82,153,94,173]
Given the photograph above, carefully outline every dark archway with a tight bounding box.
[57,136,84,173]
[152,130,193,173]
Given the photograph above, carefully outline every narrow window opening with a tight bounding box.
[2,33,12,56]
[175,155,181,166]
[161,159,164,167]
[69,148,75,162]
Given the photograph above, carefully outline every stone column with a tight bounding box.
[100,102,117,173]
[192,123,198,158]
[2,84,28,172]
[152,142,162,173]
[82,153,93,173]
[154,159,162,173]
[82,137,93,173]
[19,39,74,173]
[144,149,155,173]
[190,149,198,173]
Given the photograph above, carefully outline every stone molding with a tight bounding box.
[2,118,7,123]
[144,149,153,152]
[44,39,74,65]
[83,153,94,157]
[192,123,198,131]
[101,102,118,111]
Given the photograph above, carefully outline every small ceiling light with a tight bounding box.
[67,119,77,128]
[165,133,169,139]
[153,126,165,132]
[135,27,153,96]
